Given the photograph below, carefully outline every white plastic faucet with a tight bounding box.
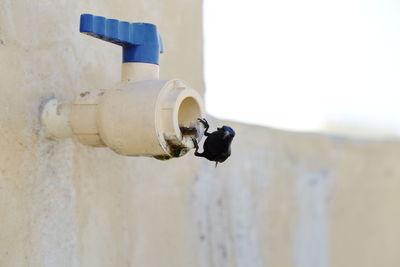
[41,14,205,160]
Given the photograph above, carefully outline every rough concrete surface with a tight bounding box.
[1,0,400,267]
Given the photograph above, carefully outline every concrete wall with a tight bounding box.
[1,0,400,267]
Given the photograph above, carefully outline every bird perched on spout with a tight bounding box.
[192,118,235,167]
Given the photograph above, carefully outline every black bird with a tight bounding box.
[192,118,235,167]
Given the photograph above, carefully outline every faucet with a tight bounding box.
[41,14,206,160]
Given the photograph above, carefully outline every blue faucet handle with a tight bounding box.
[80,14,163,64]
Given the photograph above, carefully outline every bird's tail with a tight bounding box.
[215,162,218,168]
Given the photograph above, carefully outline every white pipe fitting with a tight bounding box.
[41,63,205,160]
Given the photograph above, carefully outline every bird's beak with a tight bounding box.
[223,130,230,139]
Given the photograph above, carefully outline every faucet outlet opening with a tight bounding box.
[178,97,202,138]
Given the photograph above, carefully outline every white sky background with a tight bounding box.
[204,0,400,135]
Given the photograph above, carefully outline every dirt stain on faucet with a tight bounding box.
[179,126,198,137]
